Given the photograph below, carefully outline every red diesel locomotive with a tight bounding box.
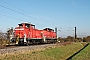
[11,22,57,45]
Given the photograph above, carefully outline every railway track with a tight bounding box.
[0,44,55,54]
[0,42,73,54]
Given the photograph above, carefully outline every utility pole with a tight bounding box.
[55,27,57,38]
[55,27,58,42]
[75,26,77,39]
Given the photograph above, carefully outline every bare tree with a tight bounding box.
[6,27,13,40]
[0,27,13,46]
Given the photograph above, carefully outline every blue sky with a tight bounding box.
[0,0,90,37]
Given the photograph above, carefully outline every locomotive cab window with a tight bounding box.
[31,24,35,29]
[19,24,23,26]
[18,24,23,28]
[25,24,30,28]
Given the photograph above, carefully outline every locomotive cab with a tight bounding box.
[11,22,35,45]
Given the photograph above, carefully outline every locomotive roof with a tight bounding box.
[18,22,35,26]
[43,28,54,31]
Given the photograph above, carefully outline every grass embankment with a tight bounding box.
[0,42,88,60]
[72,42,90,60]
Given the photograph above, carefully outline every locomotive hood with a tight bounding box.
[14,27,25,38]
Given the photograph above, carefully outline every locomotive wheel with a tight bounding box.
[18,41,24,45]
[26,40,30,46]
[26,43,29,46]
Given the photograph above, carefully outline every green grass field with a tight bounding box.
[0,42,88,60]
[72,42,90,60]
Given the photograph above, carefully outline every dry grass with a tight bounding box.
[0,42,88,60]
[0,39,10,46]
[0,46,52,60]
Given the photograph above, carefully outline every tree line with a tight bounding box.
[58,36,90,42]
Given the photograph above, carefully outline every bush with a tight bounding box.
[0,31,10,46]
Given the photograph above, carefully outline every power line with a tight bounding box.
[0,1,56,27]
[69,27,74,31]
[0,13,24,21]
[0,0,65,35]
[0,4,35,19]
[0,13,43,26]
[0,0,26,12]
